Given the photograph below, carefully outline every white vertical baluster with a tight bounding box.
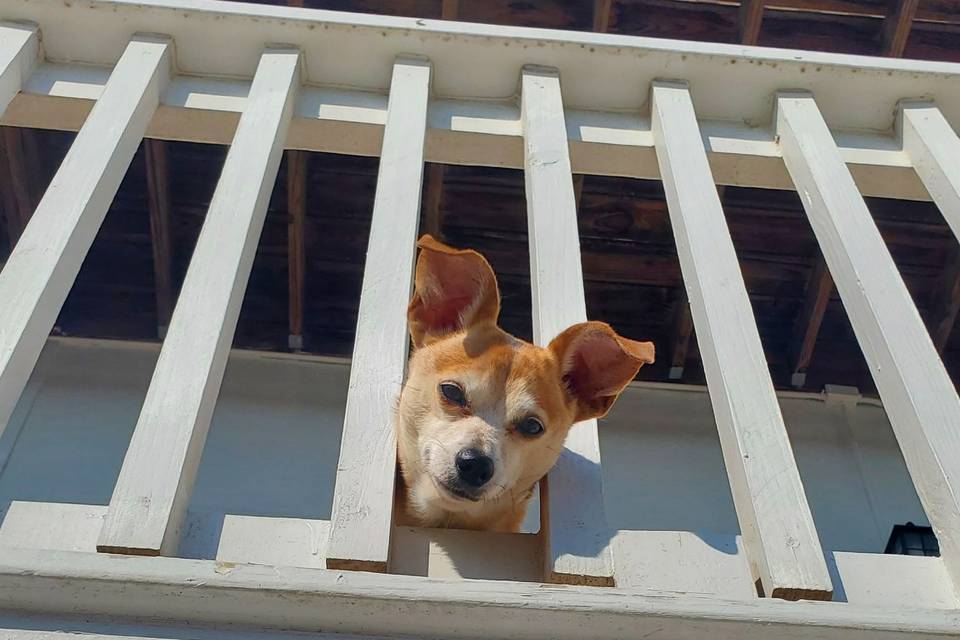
[522,66,615,586]
[325,57,431,572]
[0,22,39,117]
[899,101,960,240]
[778,90,960,593]
[97,48,301,556]
[0,36,170,439]
[651,81,831,600]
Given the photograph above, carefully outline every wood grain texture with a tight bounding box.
[881,0,918,57]
[97,48,300,556]
[145,139,173,336]
[286,149,306,349]
[738,0,765,45]
[668,289,694,380]
[2,547,960,640]
[2,128,40,227]
[593,0,613,32]
[789,255,832,387]
[927,248,960,354]
[441,0,458,20]
[0,36,170,442]
[0,23,41,250]
[652,82,831,601]
[0,501,105,553]
[217,515,330,570]
[900,102,960,244]
[777,90,960,594]
[0,22,38,118]
[423,163,445,239]
[522,66,614,586]
[325,57,431,572]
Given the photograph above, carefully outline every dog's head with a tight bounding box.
[396,235,654,526]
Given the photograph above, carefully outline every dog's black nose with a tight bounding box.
[455,448,494,488]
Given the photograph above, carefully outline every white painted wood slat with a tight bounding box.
[776,90,960,594]
[97,48,301,556]
[899,101,960,238]
[325,57,431,572]
[0,22,39,118]
[521,66,614,586]
[0,36,170,440]
[651,82,832,601]
[4,547,960,640]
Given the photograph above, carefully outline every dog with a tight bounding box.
[395,235,655,532]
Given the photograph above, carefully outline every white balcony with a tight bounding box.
[0,1,959,638]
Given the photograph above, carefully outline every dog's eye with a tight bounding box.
[439,382,467,406]
[517,417,544,437]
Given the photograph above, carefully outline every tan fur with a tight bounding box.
[396,235,654,532]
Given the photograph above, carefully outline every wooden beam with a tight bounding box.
[0,132,24,248]
[144,139,174,338]
[0,22,39,117]
[739,0,765,45]
[653,81,831,601]
[9,61,949,202]
[97,47,300,556]
[0,36,170,442]
[3,546,960,640]
[423,163,445,239]
[286,149,306,350]
[881,0,919,58]
[441,0,458,20]
[2,128,40,217]
[900,102,960,243]
[928,247,960,354]
[899,101,960,352]
[325,57,431,573]
[789,256,832,388]
[0,126,43,249]
[593,0,613,32]
[573,174,585,209]
[668,290,693,380]
[522,66,614,587]
[777,90,960,593]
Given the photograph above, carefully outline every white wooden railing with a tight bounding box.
[0,0,959,636]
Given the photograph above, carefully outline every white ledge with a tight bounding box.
[1,548,959,639]
[1,62,929,200]
[3,0,960,132]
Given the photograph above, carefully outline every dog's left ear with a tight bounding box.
[407,234,501,347]
[550,321,655,422]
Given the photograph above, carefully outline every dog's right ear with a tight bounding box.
[407,235,501,347]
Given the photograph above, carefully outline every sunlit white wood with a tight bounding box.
[521,66,613,586]
[0,501,104,553]
[833,552,959,610]
[899,101,960,237]
[6,64,929,200]
[651,82,831,601]
[97,48,301,556]
[216,515,330,570]
[325,57,431,572]
[777,91,960,594]
[0,22,38,117]
[0,633,355,640]
[0,37,170,441]
[2,547,960,639]
[8,0,960,132]
[612,531,756,599]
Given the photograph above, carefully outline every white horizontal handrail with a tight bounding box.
[5,0,960,131]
